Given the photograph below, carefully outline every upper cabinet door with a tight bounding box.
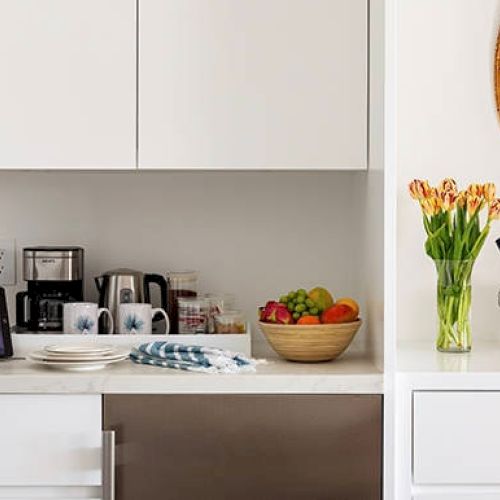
[139,0,368,170]
[0,0,136,169]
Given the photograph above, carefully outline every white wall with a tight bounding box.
[0,171,372,356]
[398,0,500,343]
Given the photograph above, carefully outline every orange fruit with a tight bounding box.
[297,316,321,325]
[335,297,360,318]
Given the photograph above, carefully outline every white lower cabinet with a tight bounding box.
[0,395,102,498]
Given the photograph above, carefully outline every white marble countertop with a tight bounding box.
[398,340,500,389]
[0,354,383,394]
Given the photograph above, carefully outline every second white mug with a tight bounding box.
[63,302,114,335]
[118,303,170,334]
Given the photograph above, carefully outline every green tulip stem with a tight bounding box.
[436,260,472,352]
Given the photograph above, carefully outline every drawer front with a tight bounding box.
[0,395,102,486]
[414,392,500,484]
[414,495,500,500]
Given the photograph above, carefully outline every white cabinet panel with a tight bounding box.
[0,395,102,486]
[414,392,500,485]
[139,0,367,169]
[0,0,136,169]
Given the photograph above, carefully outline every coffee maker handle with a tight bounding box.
[15,291,29,328]
[144,274,168,319]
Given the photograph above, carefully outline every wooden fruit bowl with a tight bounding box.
[258,320,362,362]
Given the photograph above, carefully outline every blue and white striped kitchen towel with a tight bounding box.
[130,341,264,373]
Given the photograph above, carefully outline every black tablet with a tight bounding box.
[0,287,13,358]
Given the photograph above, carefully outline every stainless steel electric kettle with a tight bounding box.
[94,268,168,333]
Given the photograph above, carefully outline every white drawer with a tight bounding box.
[414,392,500,485]
[414,495,500,500]
[0,395,102,486]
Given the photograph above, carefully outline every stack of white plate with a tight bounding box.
[28,344,129,372]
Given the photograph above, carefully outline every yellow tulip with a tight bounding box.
[457,191,467,208]
[440,190,458,211]
[467,195,482,216]
[488,199,500,221]
[467,183,484,198]
[438,178,458,195]
[483,183,496,203]
[422,196,442,216]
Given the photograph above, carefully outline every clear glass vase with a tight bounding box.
[435,259,473,352]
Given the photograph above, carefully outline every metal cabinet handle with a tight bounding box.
[103,430,116,500]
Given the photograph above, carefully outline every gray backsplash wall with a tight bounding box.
[0,171,366,356]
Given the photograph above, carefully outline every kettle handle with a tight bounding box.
[144,274,168,314]
[95,276,104,294]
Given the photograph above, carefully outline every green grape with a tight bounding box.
[295,303,306,313]
[292,312,301,320]
[310,307,319,315]
[296,295,305,304]
[288,291,296,300]
[287,303,295,312]
[305,298,315,308]
[297,288,307,297]
[279,295,288,304]
[301,311,310,317]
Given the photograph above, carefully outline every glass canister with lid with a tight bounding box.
[166,271,198,334]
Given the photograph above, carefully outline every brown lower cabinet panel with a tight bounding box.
[104,394,382,500]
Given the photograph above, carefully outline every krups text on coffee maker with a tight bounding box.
[16,246,84,332]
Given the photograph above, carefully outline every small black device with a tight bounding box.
[0,287,13,358]
[16,246,84,332]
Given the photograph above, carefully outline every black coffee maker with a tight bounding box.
[16,247,84,332]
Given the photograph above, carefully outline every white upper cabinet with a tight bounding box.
[0,0,136,169]
[139,0,368,170]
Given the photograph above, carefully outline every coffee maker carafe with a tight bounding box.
[94,268,168,333]
[16,247,84,332]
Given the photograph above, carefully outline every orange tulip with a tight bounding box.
[488,199,500,221]
[467,195,482,216]
[409,179,432,200]
[408,180,420,200]
[483,183,497,203]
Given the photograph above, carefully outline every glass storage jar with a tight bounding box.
[167,271,198,335]
[214,310,246,334]
[178,297,208,335]
[204,293,235,333]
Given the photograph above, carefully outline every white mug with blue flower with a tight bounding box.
[63,303,114,335]
[118,303,170,335]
